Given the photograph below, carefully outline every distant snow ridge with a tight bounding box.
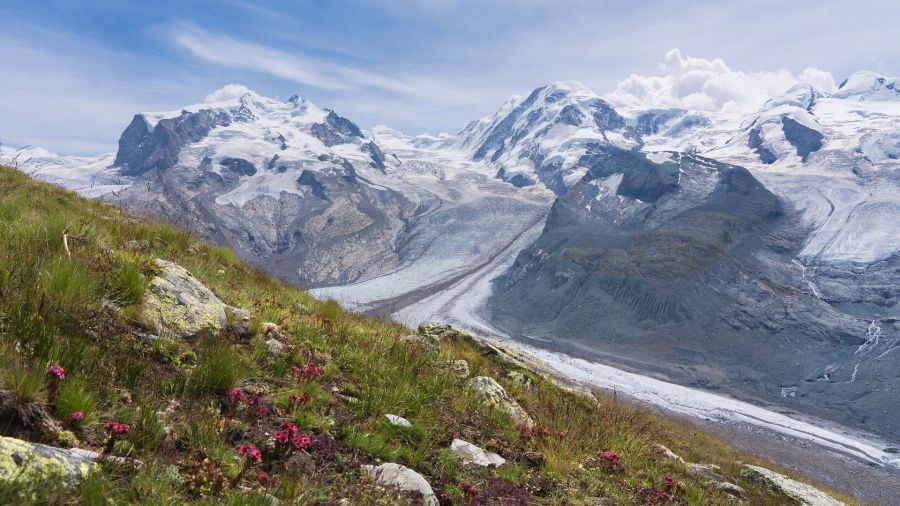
[456,81,638,194]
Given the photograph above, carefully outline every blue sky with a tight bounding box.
[2,0,899,154]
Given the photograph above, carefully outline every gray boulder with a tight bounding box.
[687,463,725,482]
[362,463,437,505]
[465,376,534,426]
[715,481,746,498]
[0,436,97,492]
[266,338,285,355]
[141,259,228,338]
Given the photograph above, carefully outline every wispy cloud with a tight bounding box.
[170,23,473,101]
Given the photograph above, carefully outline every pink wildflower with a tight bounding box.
[291,433,312,450]
[597,451,625,473]
[238,444,262,462]
[256,471,275,487]
[228,389,245,403]
[663,474,680,491]
[47,364,65,380]
[298,363,324,381]
[104,422,130,435]
[459,481,480,498]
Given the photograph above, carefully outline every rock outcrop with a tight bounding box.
[361,463,437,505]
[141,259,228,338]
[465,376,534,427]
[740,464,846,506]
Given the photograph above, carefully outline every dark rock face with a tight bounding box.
[296,169,329,201]
[558,105,585,126]
[666,114,710,136]
[111,158,415,287]
[590,101,626,131]
[310,111,365,147]
[487,150,900,438]
[496,167,534,188]
[781,116,823,161]
[748,128,777,164]
[219,158,257,177]
[577,148,679,203]
[114,110,230,176]
[633,109,685,136]
[472,91,541,162]
[362,141,387,172]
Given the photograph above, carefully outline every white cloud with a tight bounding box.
[205,84,254,103]
[799,68,838,93]
[604,48,837,113]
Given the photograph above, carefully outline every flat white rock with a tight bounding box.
[385,414,412,428]
[450,438,506,467]
[362,463,437,505]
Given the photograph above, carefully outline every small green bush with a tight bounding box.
[318,299,342,320]
[41,258,99,310]
[114,255,148,305]
[6,364,45,406]
[208,246,241,268]
[190,339,243,395]
[54,377,97,423]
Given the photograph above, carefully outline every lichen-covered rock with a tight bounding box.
[0,436,96,493]
[448,359,470,378]
[740,464,846,506]
[653,443,685,464]
[361,463,437,505]
[417,322,471,342]
[687,463,725,482]
[506,370,533,389]
[465,376,534,426]
[450,439,506,467]
[400,333,439,349]
[142,259,228,338]
[715,481,746,498]
[125,239,150,252]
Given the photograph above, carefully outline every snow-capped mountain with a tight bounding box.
[18,88,551,291]
[456,81,638,194]
[488,71,900,438]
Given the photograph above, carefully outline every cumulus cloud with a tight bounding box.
[605,49,837,113]
[205,84,254,103]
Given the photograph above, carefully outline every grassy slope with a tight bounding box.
[0,166,852,505]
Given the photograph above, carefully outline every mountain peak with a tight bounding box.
[203,84,257,104]
[834,70,899,100]
[538,80,595,96]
